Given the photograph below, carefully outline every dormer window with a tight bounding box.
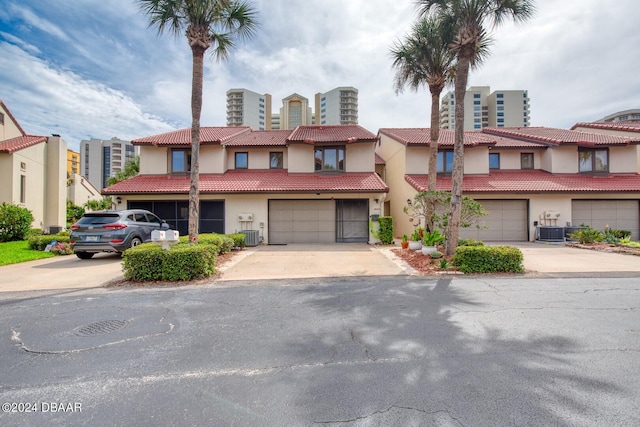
[235,152,248,169]
[171,149,191,173]
[437,150,454,174]
[315,147,344,172]
[579,148,608,173]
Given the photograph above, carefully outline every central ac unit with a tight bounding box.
[240,230,259,246]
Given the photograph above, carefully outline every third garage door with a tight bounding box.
[269,200,335,244]
[459,200,528,242]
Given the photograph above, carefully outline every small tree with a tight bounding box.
[0,202,34,241]
[85,197,114,211]
[404,191,487,236]
[66,200,85,225]
[106,156,140,186]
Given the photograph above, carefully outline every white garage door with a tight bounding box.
[459,200,528,242]
[269,200,335,244]
[572,200,639,240]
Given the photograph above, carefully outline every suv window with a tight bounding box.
[146,214,161,225]
[77,214,119,225]
[133,213,148,222]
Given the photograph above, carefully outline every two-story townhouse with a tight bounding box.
[0,100,66,232]
[103,125,388,244]
[377,127,640,241]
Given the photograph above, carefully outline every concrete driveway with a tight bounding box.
[0,253,124,292]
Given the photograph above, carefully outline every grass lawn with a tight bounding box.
[0,240,55,266]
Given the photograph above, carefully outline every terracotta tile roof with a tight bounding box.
[0,99,27,136]
[0,135,47,153]
[482,127,639,146]
[489,134,548,149]
[223,130,291,147]
[132,127,251,146]
[103,170,389,194]
[375,153,386,165]
[406,170,640,193]
[571,121,640,133]
[378,128,495,147]
[288,125,377,144]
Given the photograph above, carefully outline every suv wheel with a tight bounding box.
[130,237,142,248]
[76,252,95,260]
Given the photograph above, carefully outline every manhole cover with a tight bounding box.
[74,320,129,337]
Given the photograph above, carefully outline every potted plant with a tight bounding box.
[401,234,409,249]
[408,228,422,250]
[421,229,445,255]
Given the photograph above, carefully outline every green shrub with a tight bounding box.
[122,243,217,282]
[458,238,484,247]
[28,234,71,251]
[27,228,44,238]
[178,233,235,254]
[569,227,603,244]
[429,250,443,259]
[228,233,246,249]
[377,216,394,244]
[66,200,85,225]
[453,245,524,274]
[0,203,34,242]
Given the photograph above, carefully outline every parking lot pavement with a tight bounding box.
[0,253,124,293]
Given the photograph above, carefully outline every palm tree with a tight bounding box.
[137,0,257,242]
[390,16,456,232]
[418,0,535,254]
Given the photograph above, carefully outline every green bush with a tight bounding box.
[228,233,246,248]
[0,203,34,242]
[453,245,524,274]
[66,200,85,225]
[178,233,236,254]
[122,243,217,282]
[377,216,394,244]
[569,227,603,244]
[458,238,484,247]
[28,234,71,251]
[27,228,44,238]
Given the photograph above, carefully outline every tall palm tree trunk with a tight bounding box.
[188,45,205,243]
[425,90,441,232]
[446,52,471,255]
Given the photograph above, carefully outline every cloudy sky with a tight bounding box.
[1,0,639,151]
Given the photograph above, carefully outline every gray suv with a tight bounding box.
[70,209,170,259]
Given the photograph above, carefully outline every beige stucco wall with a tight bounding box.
[609,145,638,173]
[288,144,314,172]
[495,150,544,170]
[67,173,103,206]
[549,146,577,173]
[404,146,429,175]
[0,105,23,141]
[10,144,46,229]
[464,147,488,174]
[44,136,67,230]
[0,154,12,203]
[224,147,288,170]
[200,146,224,173]
[346,143,374,172]
[139,146,167,174]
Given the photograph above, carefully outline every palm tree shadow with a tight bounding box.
[284,277,622,425]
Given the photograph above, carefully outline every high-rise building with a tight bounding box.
[67,149,80,178]
[314,87,358,126]
[226,87,358,130]
[226,88,272,130]
[440,86,530,130]
[596,109,640,123]
[80,137,137,189]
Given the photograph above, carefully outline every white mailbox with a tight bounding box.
[152,229,180,250]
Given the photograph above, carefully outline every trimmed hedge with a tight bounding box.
[227,233,246,249]
[453,245,524,274]
[178,233,238,254]
[28,234,71,251]
[377,216,394,244]
[123,243,217,282]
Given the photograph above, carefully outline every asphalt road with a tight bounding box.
[0,275,638,426]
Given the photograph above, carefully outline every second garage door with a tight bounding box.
[572,200,639,240]
[459,200,528,242]
[269,200,335,244]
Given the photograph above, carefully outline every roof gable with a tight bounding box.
[0,99,27,136]
[288,125,377,144]
[132,127,251,146]
[482,127,639,146]
[223,130,291,147]
[377,128,495,147]
[571,121,640,134]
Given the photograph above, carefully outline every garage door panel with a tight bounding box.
[460,200,527,241]
[269,200,336,244]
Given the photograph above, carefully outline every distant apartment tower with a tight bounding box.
[80,137,137,189]
[440,86,530,130]
[314,87,358,125]
[67,149,80,177]
[226,88,272,130]
[596,109,640,123]
[226,87,358,129]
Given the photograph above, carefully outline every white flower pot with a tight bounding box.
[408,241,422,251]
[422,246,437,255]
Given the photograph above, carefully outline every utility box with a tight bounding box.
[240,230,260,246]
